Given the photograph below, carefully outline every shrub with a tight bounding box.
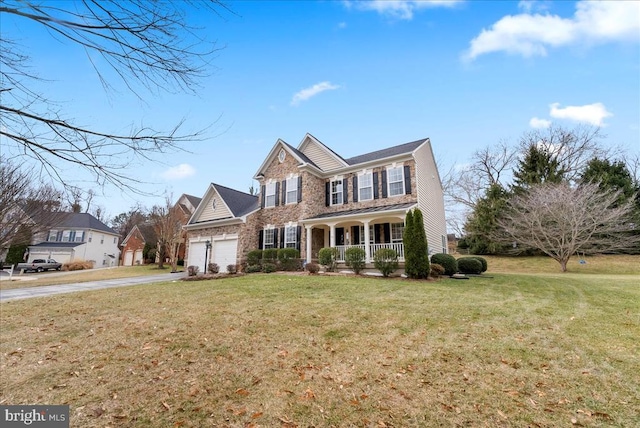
[305,262,320,274]
[177,258,184,266]
[278,248,301,271]
[345,247,366,275]
[373,248,399,277]
[404,209,430,279]
[62,260,94,271]
[457,257,483,274]
[226,264,237,274]
[472,256,488,273]
[246,250,263,266]
[262,262,277,273]
[208,263,219,274]
[262,248,278,261]
[245,264,262,273]
[318,247,339,272]
[187,265,199,276]
[430,253,457,276]
[430,263,445,278]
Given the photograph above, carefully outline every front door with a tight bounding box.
[335,227,345,245]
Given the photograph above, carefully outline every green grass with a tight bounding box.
[1,262,639,427]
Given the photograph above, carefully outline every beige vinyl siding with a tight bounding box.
[195,190,232,222]
[414,140,448,254]
[300,139,344,172]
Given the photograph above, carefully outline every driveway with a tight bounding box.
[0,272,186,302]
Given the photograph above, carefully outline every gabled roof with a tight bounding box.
[253,139,322,179]
[214,183,259,217]
[344,138,428,166]
[182,194,202,212]
[121,223,157,247]
[297,133,348,171]
[48,212,117,235]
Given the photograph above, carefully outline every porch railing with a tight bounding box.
[335,243,404,262]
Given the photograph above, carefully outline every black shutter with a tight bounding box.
[278,227,284,249]
[383,223,391,244]
[343,179,348,204]
[297,176,303,203]
[296,226,301,252]
[352,176,358,202]
[381,169,388,198]
[274,182,280,206]
[373,172,379,199]
[352,226,360,245]
[325,182,330,206]
[260,185,266,209]
[274,228,280,248]
[281,180,287,205]
[258,230,264,250]
[404,165,412,194]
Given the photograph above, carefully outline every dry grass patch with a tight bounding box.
[1,272,639,427]
[480,254,640,275]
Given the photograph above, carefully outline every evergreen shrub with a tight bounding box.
[430,253,457,276]
[373,248,399,277]
[345,247,366,274]
[457,257,483,274]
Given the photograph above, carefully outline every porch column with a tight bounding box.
[363,220,371,263]
[305,225,313,263]
[329,223,336,247]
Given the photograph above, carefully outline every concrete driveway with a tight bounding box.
[0,272,186,302]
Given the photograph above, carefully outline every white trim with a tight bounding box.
[386,165,405,197]
[330,178,343,206]
[285,176,298,205]
[358,171,373,201]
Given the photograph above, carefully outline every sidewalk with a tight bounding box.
[0,272,186,302]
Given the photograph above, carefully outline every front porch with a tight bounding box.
[333,242,405,262]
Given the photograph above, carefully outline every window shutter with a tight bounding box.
[325,182,330,206]
[296,226,301,252]
[352,176,358,202]
[281,180,287,205]
[279,228,285,249]
[381,170,388,198]
[261,185,266,209]
[404,165,412,194]
[275,181,280,206]
[343,179,348,204]
[373,172,379,199]
[258,230,264,250]
[297,176,303,203]
[383,223,391,243]
[352,225,360,244]
[274,228,279,248]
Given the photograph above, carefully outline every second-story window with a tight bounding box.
[387,167,405,197]
[75,231,84,242]
[265,182,277,208]
[48,230,58,242]
[359,172,373,201]
[331,180,343,206]
[286,177,298,204]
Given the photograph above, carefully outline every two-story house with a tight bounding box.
[184,134,447,271]
[26,212,120,267]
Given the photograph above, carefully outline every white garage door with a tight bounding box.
[124,250,133,266]
[134,249,143,265]
[189,241,207,272]
[213,239,238,269]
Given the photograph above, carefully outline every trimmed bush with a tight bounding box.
[246,250,263,266]
[226,264,237,274]
[345,247,366,275]
[262,248,278,261]
[278,248,301,271]
[472,256,488,273]
[208,263,219,274]
[318,247,339,272]
[187,265,199,276]
[305,262,320,275]
[430,253,457,276]
[430,263,445,278]
[245,264,261,273]
[373,248,399,277]
[262,262,277,273]
[457,257,483,274]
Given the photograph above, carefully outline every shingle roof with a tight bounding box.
[137,223,157,244]
[50,212,117,235]
[184,194,202,211]
[29,242,83,248]
[214,184,259,217]
[304,202,416,221]
[282,141,320,169]
[344,138,427,166]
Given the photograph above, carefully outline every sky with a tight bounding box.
[2,0,639,222]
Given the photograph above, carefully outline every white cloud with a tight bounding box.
[529,117,551,128]
[518,1,549,14]
[291,81,340,106]
[161,163,196,180]
[465,1,640,60]
[345,0,461,20]
[337,22,347,29]
[549,102,613,126]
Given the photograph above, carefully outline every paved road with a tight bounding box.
[0,272,186,302]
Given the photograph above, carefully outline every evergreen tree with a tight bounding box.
[464,183,510,254]
[403,210,416,277]
[404,208,430,279]
[512,144,565,194]
[580,158,635,206]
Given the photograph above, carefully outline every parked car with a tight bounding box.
[16,259,63,273]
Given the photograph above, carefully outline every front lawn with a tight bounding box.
[1,270,638,427]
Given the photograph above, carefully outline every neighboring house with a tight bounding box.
[26,212,120,266]
[174,194,201,261]
[120,224,157,266]
[184,134,447,271]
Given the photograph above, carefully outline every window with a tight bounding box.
[74,231,84,242]
[358,172,373,201]
[286,177,298,204]
[358,225,376,244]
[62,230,72,242]
[331,180,343,206]
[391,223,404,243]
[88,232,93,243]
[48,230,59,242]
[387,167,405,197]
[100,235,104,244]
[212,198,217,210]
[113,237,117,244]
[265,182,277,208]
[263,228,275,249]
[278,149,286,163]
[285,226,297,248]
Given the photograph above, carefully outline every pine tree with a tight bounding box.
[403,210,416,278]
[404,208,430,279]
[512,144,565,194]
[464,183,510,254]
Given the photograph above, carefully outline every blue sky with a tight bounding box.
[3,0,639,219]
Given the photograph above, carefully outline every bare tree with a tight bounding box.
[150,196,184,271]
[0,1,229,192]
[495,182,639,272]
[110,205,148,243]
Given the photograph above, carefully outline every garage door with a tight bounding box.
[212,239,238,269]
[134,249,143,265]
[124,250,133,266]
